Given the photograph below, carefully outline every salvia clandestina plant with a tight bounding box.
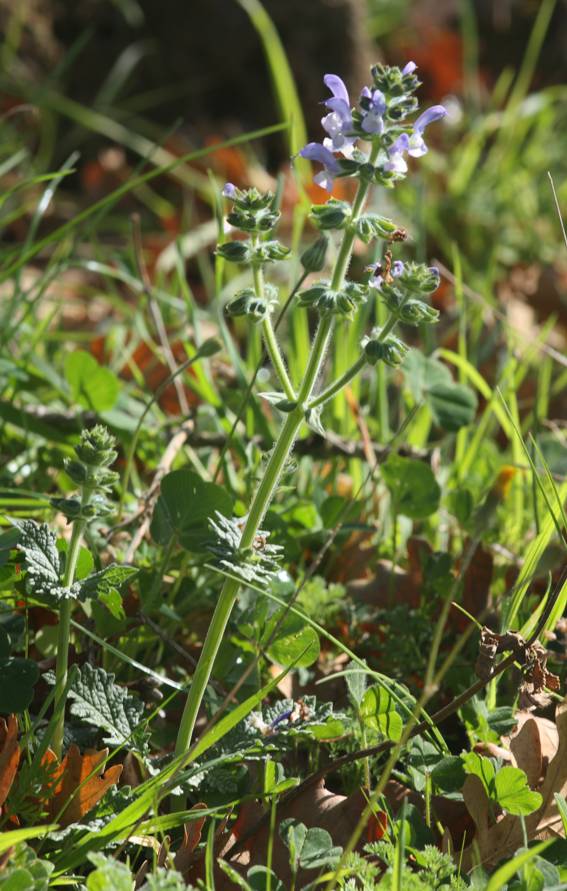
[173,62,447,761]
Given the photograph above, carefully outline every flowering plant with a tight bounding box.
[174,63,447,760]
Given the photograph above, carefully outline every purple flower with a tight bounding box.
[360,86,386,135]
[385,133,410,174]
[299,141,341,192]
[321,73,356,155]
[402,61,417,76]
[370,259,404,290]
[408,105,447,157]
[222,182,238,199]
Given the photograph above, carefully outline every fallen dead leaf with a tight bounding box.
[174,803,208,879]
[0,715,20,812]
[461,697,567,869]
[44,745,122,826]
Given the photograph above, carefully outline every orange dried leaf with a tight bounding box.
[46,745,122,826]
[0,715,20,810]
[174,802,208,878]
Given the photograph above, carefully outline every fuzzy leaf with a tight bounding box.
[77,565,137,617]
[86,852,133,891]
[67,664,147,751]
[15,520,72,601]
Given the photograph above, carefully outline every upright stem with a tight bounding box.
[174,156,378,760]
[52,508,89,758]
[253,262,296,401]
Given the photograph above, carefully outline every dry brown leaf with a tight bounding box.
[174,803,208,878]
[218,780,380,890]
[462,697,567,869]
[509,718,543,786]
[0,715,20,811]
[509,712,559,765]
[45,745,122,826]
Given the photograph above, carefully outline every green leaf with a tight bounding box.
[87,853,134,891]
[247,866,286,891]
[14,520,69,600]
[493,766,543,816]
[431,755,467,793]
[360,685,403,741]
[345,661,368,708]
[67,663,147,751]
[282,821,342,872]
[265,613,320,668]
[403,351,451,401]
[381,454,441,520]
[403,352,477,431]
[428,382,478,432]
[0,658,39,713]
[151,468,232,551]
[65,350,120,412]
[0,841,55,890]
[461,751,496,796]
[78,564,137,617]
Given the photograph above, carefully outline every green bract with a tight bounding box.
[227,205,279,233]
[216,240,251,263]
[370,62,420,120]
[225,284,279,322]
[310,198,352,230]
[298,280,368,317]
[354,212,406,244]
[300,234,330,272]
[253,239,291,264]
[362,330,409,367]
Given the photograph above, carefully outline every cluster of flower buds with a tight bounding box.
[354,213,406,245]
[297,280,367,318]
[362,328,409,368]
[225,284,279,323]
[298,63,447,192]
[217,239,290,266]
[221,184,280,233]
[310,198,352,231]
[52,425,119,521]
[371,260,440,326]
[217,185,290,268]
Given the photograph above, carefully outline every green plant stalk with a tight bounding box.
[51,488,92,758]
[252,262,296,401]
[308,313,397,409]
[174,156,378,760]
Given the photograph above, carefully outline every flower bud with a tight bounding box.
[362,330,409,367]
[225,288,269,322]
[310,199,351,230]
[300,235,329,273]
[398,299,440,325]
[253,240,291,264]
[73,426,117,468]
[354,213,401,245]
[216,240,251,264]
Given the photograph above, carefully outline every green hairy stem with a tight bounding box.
[52,488,92,758]
[174,153,379,761]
